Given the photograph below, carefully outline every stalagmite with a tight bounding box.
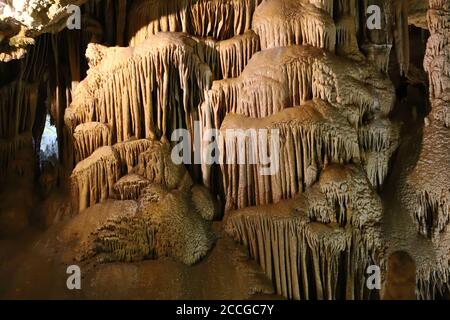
[71,146,121,213]
[85,184,215,265]
[252,0,336,52]
[219,99,361,211]
[226,164,384,300]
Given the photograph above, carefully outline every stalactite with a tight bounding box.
[127,0,263,46]
[216,30,260,79]
[252,0,336,52]
[202,45,396,134]
[219,99,361,211]
[408,0,450,239]
[71,146,121,213]
[127,0,189,46]
[112,138,154,174]
[417,259,450,300]
[0,81,38,138]
[335,15,363,58]
[391,0,411,76]
[190,31,260,80]
[0,32,50,181]
[305,0,334,16]
[73,122,111,163]
[361,0,410,74]
[0,0,87,61]
[113,173,150,200]
[0,0,436,301]
[0,133,32,178]
[65,32,212,149]
[200,44,397,191]
[225,164,384,300]
[358,119,400,188]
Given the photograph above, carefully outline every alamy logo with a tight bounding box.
[66,5,81,30]
[66,265,81,290]
[366,265,381,290]
[366,5,382,30]
[171,121,280,176]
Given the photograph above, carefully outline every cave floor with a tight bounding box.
[0,221,277,300]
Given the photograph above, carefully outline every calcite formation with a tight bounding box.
[407,0,450,239]
[0,37,48,177]
[73,122,111,162]
[2,0,450,301]
[252,0,336,51]
[202,45,398,190]
[127,0,263,45]
[67,142,215,265]
[65,33,212,148]
[71,146,121,212]
[226,164,384,299]
[0,0,86,61]
[113,173,150,200]
[219,100,360,211]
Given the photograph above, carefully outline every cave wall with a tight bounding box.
[1,0,449,300]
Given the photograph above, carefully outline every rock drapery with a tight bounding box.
[226,164,384,300]
[219,99,361,211]
[68,140,216,265]
[2,0,450,301]
[65,33,212,151]
[407,0,450,239]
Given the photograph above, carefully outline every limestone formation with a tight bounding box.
[0,0,86,61]
[113,173,150,200]
[219,99,360,211]
[87,184,215,265]
[202,45,398,190]
[127,0,263,45]
[65,33,212,147]
[65,142,216,265]
[407,0,450,239]
[71,146,121,212]
[73,122,111,162]
[226,164,384,299]
[253,0,336,52]
[1,0,450,301]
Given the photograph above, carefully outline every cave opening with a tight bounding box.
[39,113,59,168]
